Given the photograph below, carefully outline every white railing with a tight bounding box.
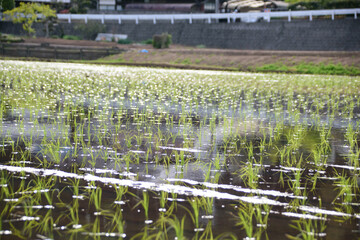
[57,8,360,24]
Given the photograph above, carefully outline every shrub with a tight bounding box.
[68,0,90,13]
[117,39,132,44]
[74,22,106,40]
[325,1,360,9]
[152,33,172,49]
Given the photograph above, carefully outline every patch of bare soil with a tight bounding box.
[25,38,360,70]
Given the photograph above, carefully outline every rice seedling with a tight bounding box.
[89,186,103,212]
[234,202,269,240]
[239,161,261,189]
[110,206,126,239]
[133,190,151,221]
[199,220,213,240]
[287,213,327,240]
[186,197,201,229]
[36,210,55,237]
[0,61,359,239]
[165,215,187,240]
[332,172,358,216]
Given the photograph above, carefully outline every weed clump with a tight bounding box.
[74,22,106,40]
[62,35,82,40]
[0,33,23,43]
[141,38,153,45]
[152,33,172,49]
[117,39,132,44]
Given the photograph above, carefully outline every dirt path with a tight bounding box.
[24,38,360,70]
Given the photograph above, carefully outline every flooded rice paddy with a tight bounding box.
[0,60,360,239]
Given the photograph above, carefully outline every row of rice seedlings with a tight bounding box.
[0,150,354,236]
[0,78,352,177]
[0,168,354,236]
[1,66,359,128]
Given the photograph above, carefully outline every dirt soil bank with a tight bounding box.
[24,38,360,71]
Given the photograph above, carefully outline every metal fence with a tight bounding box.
[57,8,360,24]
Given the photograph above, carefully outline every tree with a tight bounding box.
[3,3,56,37]
[1,0,15,12]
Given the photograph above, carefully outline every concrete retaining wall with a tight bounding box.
[1,18,359,51]
[0,43,121,60]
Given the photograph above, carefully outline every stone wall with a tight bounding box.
[1,17,359,51]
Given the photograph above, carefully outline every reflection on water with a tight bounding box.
[0,61,359,239]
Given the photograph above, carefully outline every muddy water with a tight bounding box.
[0,61,359,239]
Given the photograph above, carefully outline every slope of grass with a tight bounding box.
[256,62,360,75]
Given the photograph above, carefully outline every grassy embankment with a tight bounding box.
[94,55,360,76]
[255,62,360,75]
[0,33,359,76]
[1,54,358,76]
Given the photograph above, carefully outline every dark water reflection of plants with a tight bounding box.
[0,61,359,239]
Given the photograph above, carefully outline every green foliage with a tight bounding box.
[0,60,360,239]
[117,39,132,44]
[152,33,172,49]
[42,14,57,38]
[74,22,106,40]
[69,0,90,13]
[288,0,360,10]
[288,1,321,9]
[175,58,192,65]
[288,212,327,240]
[181,58,192,65]
[164,215,186,239]
[3,3,56,37]
[140,38,153,45]
[0,33,23,43]
[235,202,270,239]
[256,62,360,75]
[325,0,360,9]
[196,44,206,48]
[2,0,15,11]
[62,35,82,40]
